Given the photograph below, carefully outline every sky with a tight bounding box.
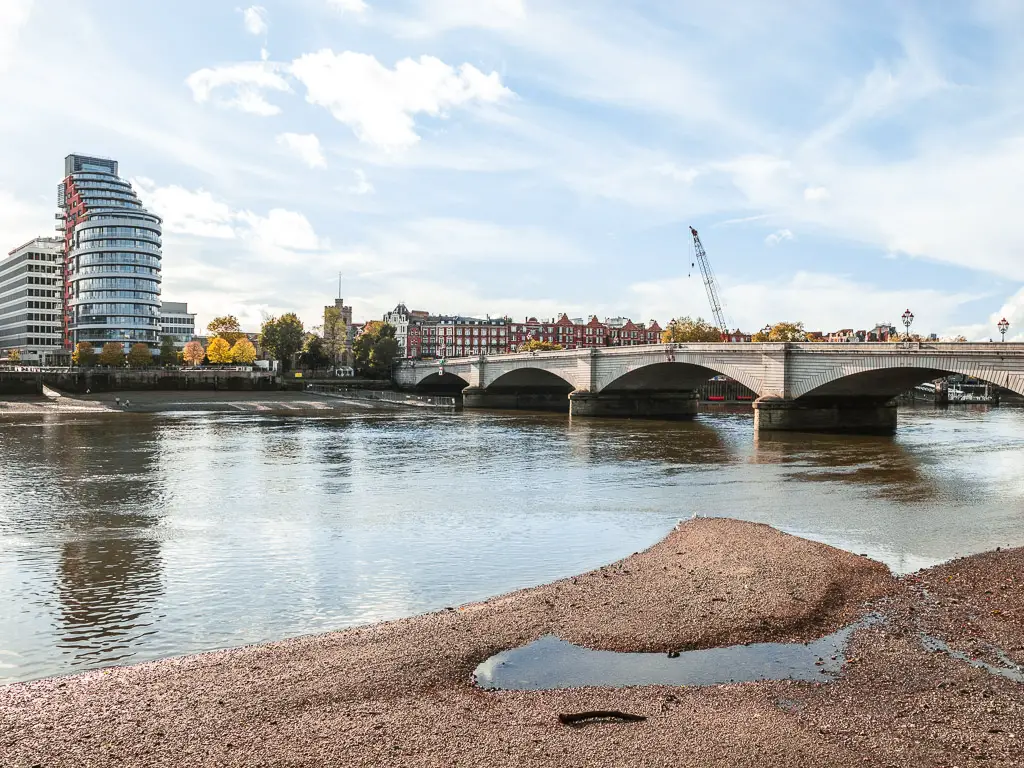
[1,0,1023,340]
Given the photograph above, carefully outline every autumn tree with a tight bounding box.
[517,339,563,352]
[230,337,257,364]
[661,316,723,343]
[6,348,20,362]
[260,313,305,372]
[73,341,96,367]
[98,342,125,367]
[353,322,400,378]
[299,333,330,369]
[322,306,348,367]
[207,315,245,345]
[206,337,232,365]
[753,322,807,342]
[159,336,177,365]
[183,340,206,367]
[127,343,153,367]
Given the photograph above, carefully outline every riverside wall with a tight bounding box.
[41,369,279,394]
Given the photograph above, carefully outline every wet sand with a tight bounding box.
[0,518,1021,767]
[0,390,355,414]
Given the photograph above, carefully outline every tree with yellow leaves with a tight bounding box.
[230,337,257,364]
[127,343,153,367]
[517,339,563,352]
[72,341,96,367]
[206,337,232,364]
[183,340,205,367]
[661,316,722,343]
[753,322,806,342]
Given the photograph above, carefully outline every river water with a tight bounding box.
[1,404,1023,684]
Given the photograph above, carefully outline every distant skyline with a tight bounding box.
[1,0,1022,339]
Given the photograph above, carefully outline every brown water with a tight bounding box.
[1,403,1023,683]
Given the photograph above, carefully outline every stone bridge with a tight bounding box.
[393,342,1024,433]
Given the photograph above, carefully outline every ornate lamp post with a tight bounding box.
[761,324,771,341]
[901,309,914,341]
[998,317,1009,342]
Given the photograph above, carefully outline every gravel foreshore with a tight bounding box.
[0,390,350,414]
[1,518,1021,767]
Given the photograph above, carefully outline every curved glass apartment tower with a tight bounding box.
[58,154,162,353]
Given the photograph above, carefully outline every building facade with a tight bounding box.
[58,154,163,354]
[159,301,197,351]
[0,237,65,363]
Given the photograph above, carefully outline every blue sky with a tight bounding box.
[1,0,1022,339]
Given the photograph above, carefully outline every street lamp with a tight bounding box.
[998,317,1010,342]
[761,324,771,341]
[901,309,914,341]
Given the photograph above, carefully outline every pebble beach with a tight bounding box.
[2,518,1020,767]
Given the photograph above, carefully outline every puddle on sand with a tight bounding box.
[921,635,1024,683]
[474,616,880,691]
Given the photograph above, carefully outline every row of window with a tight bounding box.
[20,337,60,347]
[78,252,161,268]
[78,303,159,316]
[27,300,58,309]
[77,329,160,342]
[79,226,160,240]
[76,315,160,327]
[75,265,159,276]
[76,290,159,301]
[23,325,58,334]
[28,313,58,322]
[75,239,161,253]
[27,263,59,273]
[28,288,57,297]
[159,317,195,324]
[73,277,159,291]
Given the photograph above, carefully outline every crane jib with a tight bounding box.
[689,227,729,334]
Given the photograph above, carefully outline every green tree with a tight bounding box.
[299,333,331,369]
[206,336,232,364]
[207,315,245,345]
[353,322,400,379]
[230,337,257,364]
[6,348,20,362]
[661,316,723,343]
[159,336,177,365]
[98,342,125,367]
[322,305,348,367]
[127,343,153,367]
[517,339,563,352]
[183,340,206,367]
[260,313,305,372]
[73,341,96,367]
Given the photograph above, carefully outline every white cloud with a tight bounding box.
[133,180,321,252]
[765,229,793,246]
[349,169,374,195]
[242,6,268,36]
[238,209,322,251]
[276,132,326,168]
[0,0,33,74]
[185,62,289,116]
[289,51,513,150]
[327,0,368,13]
[804,186,830,201]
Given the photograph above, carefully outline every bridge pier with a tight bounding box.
[462,386,569,412]
[753,396,897,435]
[568,390,699,420]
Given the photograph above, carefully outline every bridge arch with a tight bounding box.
[598,358,763,397]
[485,367,576,393]
[793,358,1024,400]
[414,371,470,393]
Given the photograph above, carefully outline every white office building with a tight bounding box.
[159,301,197,351]
[0,237,65,363]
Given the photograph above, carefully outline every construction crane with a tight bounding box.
[689,226,729,334]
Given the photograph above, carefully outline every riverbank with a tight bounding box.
[0,390,357,414]
[2,518,1019,767]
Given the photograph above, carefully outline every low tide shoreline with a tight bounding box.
[0,390,352,414]
[1,518,1020,767]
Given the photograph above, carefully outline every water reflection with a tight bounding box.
[2,405,1024,683]
[752,430,937,503]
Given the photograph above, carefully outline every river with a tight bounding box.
[1,403,1023,684]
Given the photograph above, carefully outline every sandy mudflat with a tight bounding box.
[1,518,1021,767]
[0,390,352,414]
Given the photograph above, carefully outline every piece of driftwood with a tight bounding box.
[557,711,647,725]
